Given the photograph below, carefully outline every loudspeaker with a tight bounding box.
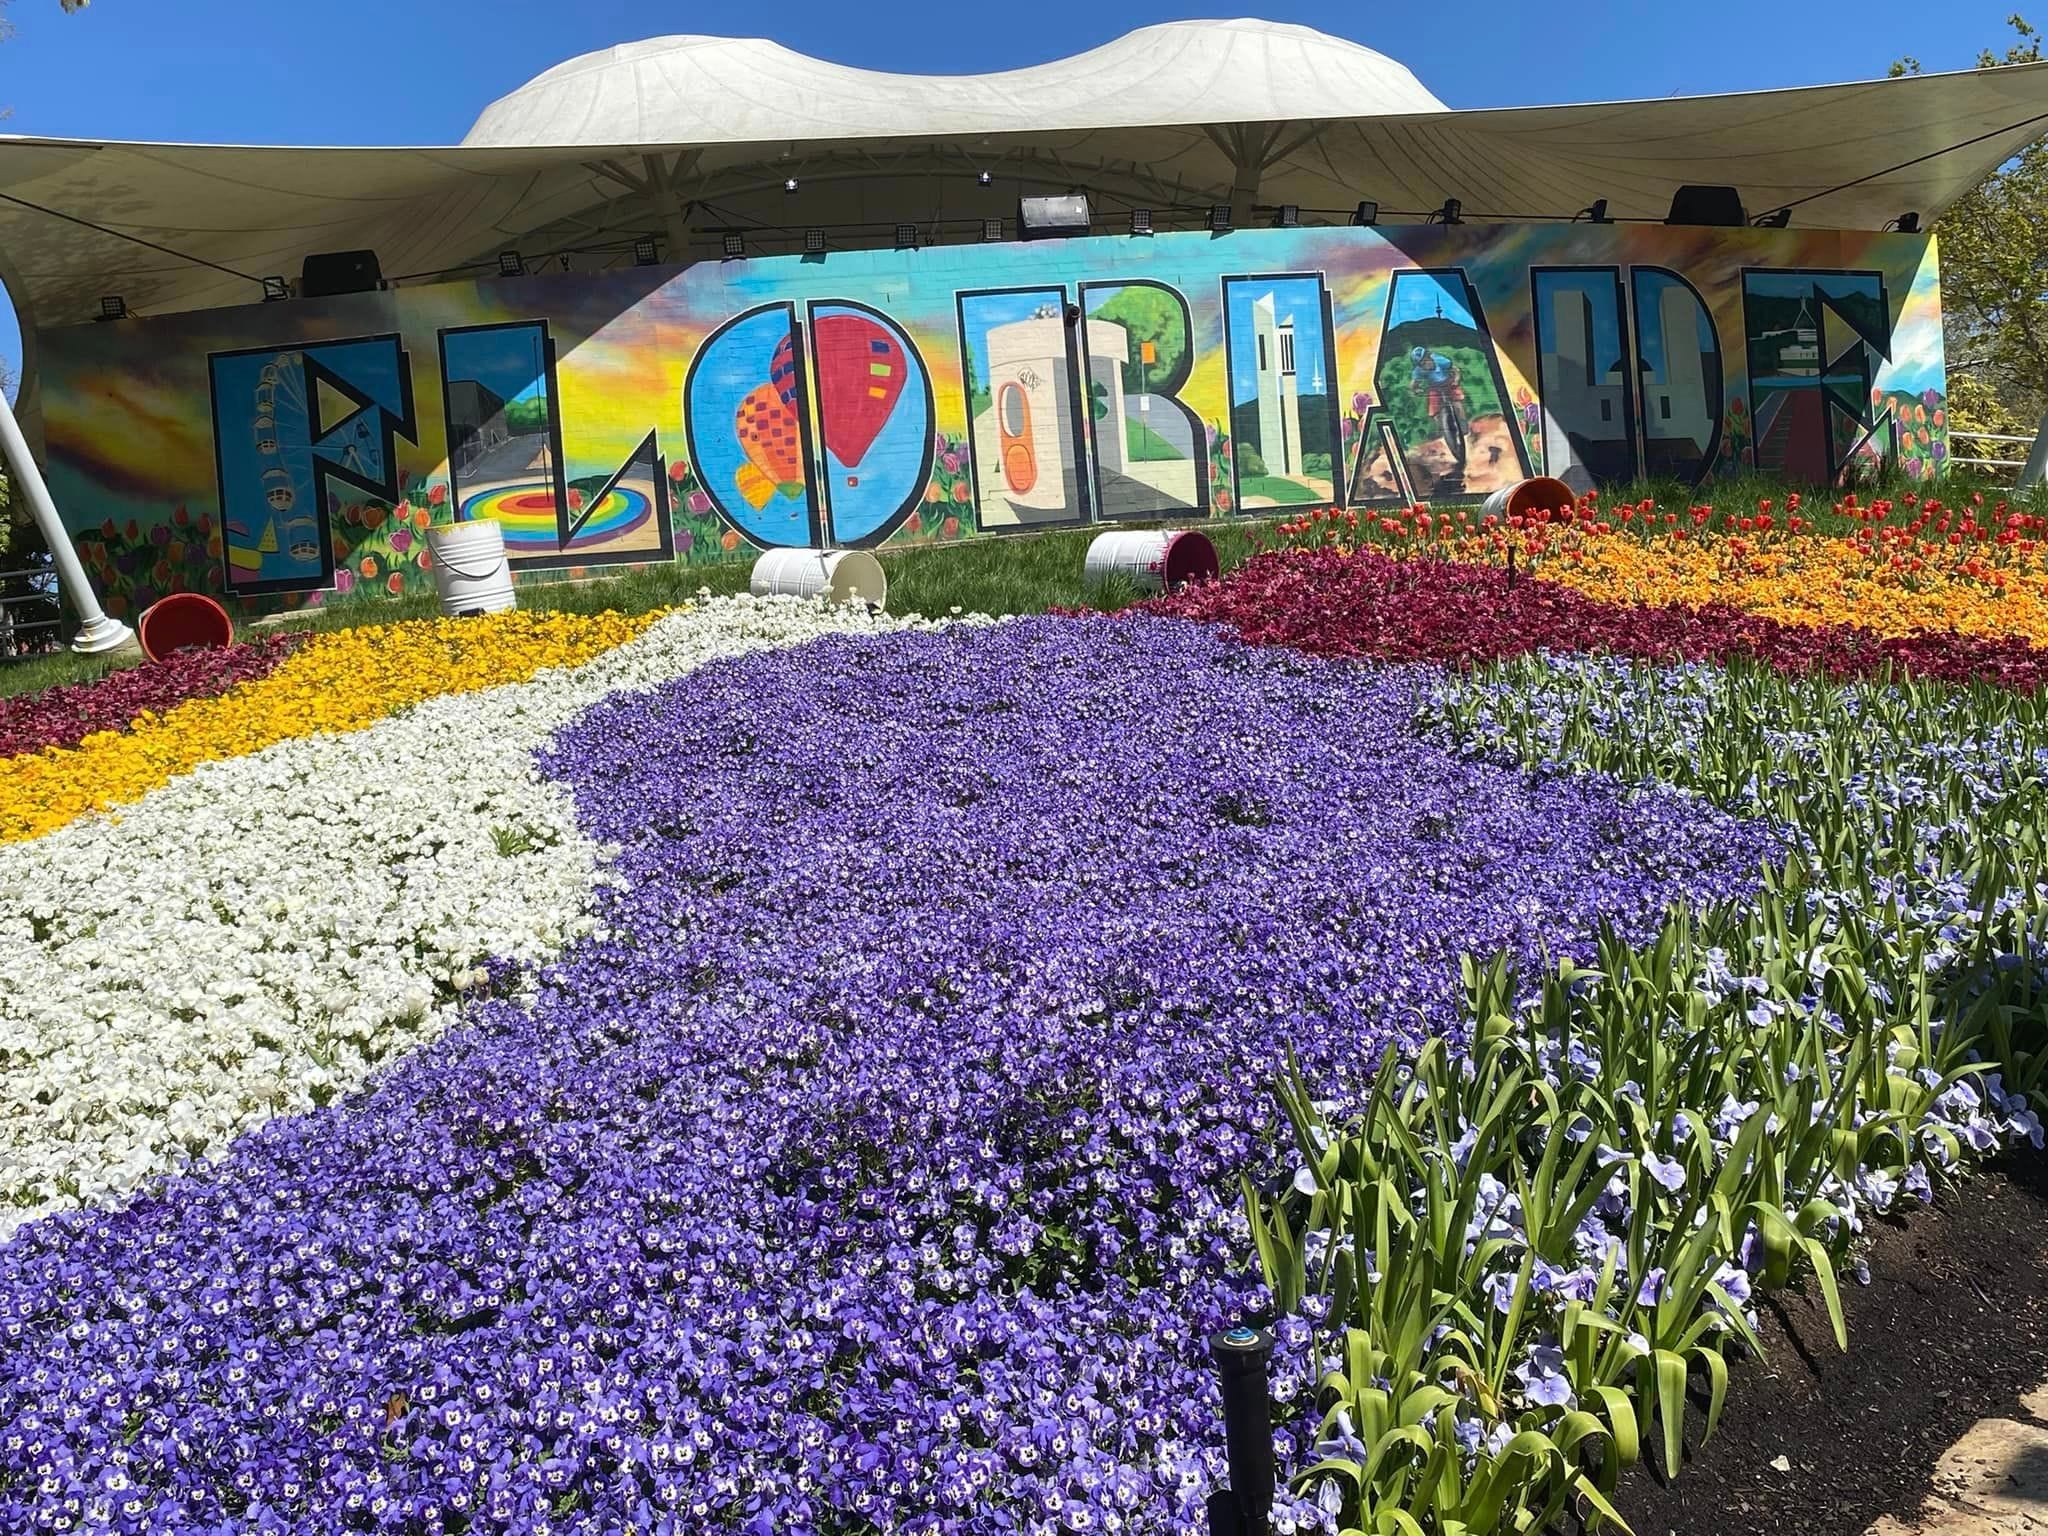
[1019,194,1091,240]
[1665,186,1746,227]
[300,249,384,298]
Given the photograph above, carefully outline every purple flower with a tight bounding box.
[1710,1262,1754,1307]
[1712,1093,1759,1141]
[1483,1269,1520,1315]
[0,618,1774,1532]
[1644,1152,1688,1191]
[1515,1344,1575,1409]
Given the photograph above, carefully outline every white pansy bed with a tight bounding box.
[0,597,943,1236]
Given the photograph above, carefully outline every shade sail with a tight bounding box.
[0,20,2044,334]
[459,20,1454,144]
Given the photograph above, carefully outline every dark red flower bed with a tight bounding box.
[1138,548,2048,691]
[0,634,302,759]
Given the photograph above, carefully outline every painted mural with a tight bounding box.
[36,222,1945,618]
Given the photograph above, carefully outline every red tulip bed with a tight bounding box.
[0,632,301,758]
[1140,545,2048,691]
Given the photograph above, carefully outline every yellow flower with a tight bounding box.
[1447,528,2048,648]
[0,610,661,844]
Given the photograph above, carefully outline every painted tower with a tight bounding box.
[1251,292,1306,477]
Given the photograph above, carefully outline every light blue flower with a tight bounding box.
[1709,1262,1753,1307]
[1514,1344,1575,1409]
[1644,1152,1688,1192]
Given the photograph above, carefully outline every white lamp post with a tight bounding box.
[0,386,135,654]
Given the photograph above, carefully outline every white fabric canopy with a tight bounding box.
[1,18,2044,338]
[461,21,1453,144]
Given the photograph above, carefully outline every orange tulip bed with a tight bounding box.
[1164,487,2048,687]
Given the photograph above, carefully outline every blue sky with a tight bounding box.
[1226,276,1329,406]
[960,289,1065,396]
[442,326,550,411]
[1533,270,1626,379]
[0,0,2024,389]
[1386,272,1480,334]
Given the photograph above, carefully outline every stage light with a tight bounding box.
[1666,184,1745,227]
[1208,203,1232,233]
[497,251,524,278]
[1578,198,1611,223]
[1019,194,1090,240]
[1753,207,1791,228]
[977,169,993,187]
[721,231,746,258]
[1350,200,1379,226]
[96,295,126,322]
[895,223,918,249]
[783,177,799,194]
[1276,204,1300,228]
[261,276,290,302]
[980,217,1004,243]
[803,228,827,253]
[1435,198,1462,225]
[1893,211,1921,233]
[301,250,382,297]
[1129,208,1152,236]
[633,236,659,266]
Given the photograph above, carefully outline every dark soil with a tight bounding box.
[1613,1147,2048,1536]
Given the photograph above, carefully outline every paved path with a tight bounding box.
[1869,1388,2048,1535]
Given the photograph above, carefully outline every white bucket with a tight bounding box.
[1082,529,1219,593]
[749,548,888,610]
[1479,477,1576,523]
[425,519,517,617]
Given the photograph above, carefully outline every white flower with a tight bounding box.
[0,596,972,1236]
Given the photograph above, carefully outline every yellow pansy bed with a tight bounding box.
[1522,527,2048,647]
[0,609,657,844]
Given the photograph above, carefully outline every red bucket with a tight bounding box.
[1482,476,1576,523]
[138,593,234,662]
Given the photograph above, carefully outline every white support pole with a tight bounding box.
[2017,408,2048,493]
[0,387,135,654]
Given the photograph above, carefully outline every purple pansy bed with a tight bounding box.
[1,602,2043,1536]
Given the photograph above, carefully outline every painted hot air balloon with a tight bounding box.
[813,313,906,470]
[285,515,321,563]
[732,334,806,510]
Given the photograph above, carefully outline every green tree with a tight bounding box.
[0,0,92,39]
[1088,286,1188,394]
[1894,17,2048,432]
